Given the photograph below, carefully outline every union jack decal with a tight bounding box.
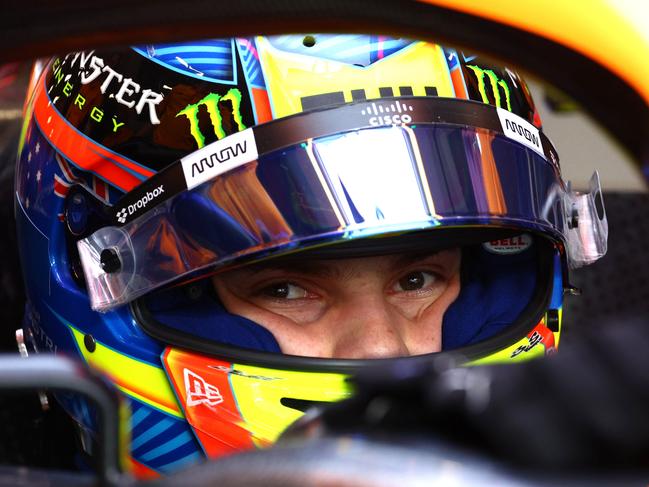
[54,152,109,203]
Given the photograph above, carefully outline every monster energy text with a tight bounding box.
[53,52,165,125]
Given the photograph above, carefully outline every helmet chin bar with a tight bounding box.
[561,172,608,268]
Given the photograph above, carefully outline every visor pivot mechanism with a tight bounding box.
[100,248,121,274]
[65,192,89,236]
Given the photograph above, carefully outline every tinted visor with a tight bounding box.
[78,104,605,312]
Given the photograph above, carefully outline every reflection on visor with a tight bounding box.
[312,128,432,224]
[78,124,607,312]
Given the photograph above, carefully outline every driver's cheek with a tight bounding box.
[215,282,456,359]
[399,274,461,355]
[325,279,460,359]
[251,295,414,359]
[328,272,463,358]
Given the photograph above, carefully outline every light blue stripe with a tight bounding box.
[131,418,174,451]
[336,39,409,59]
[139,431,194,462]
[310,34,364,53]
[129,407,152,431]
[271,34,359,53]
[158,451,202,474]
[153,45,231,56]
[187,69,233,78]
[240,48,253,61]
[247,66,260,80]
[163,54,232,64]
[132,42,237,85]
[177,57,233,65]
[202,70,233,78]
[271,35,294,46]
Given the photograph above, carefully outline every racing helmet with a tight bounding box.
[15,35,607,477]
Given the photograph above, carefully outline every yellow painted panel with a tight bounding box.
[257,37,455,118]
[230,364,351,444]
[69,326,182,418]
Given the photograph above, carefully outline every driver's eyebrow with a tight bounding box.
[393,251,447,268]
[232,251,451,279]
[234,260,350,280]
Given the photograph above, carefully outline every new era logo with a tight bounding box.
[116,208,128,224]
[183,368,223,408]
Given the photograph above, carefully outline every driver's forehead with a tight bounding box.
[220,249,460,279]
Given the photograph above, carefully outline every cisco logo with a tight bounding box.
[361,101,414,127]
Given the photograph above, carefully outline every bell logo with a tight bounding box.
[184,368,224,408]
[483,234,532,255]
[466,65,512,111]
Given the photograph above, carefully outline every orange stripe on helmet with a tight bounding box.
[162,348,256,459]
[32,76,154,192]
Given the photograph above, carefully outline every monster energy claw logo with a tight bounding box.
[466,65,512,111]
[176,88,246,149]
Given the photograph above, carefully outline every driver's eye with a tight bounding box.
[394,271,436,292]
[262,282,308,299]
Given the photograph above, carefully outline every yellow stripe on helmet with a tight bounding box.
[69,326,183,418]
[230,364,352,445]
[468,315,560,366]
